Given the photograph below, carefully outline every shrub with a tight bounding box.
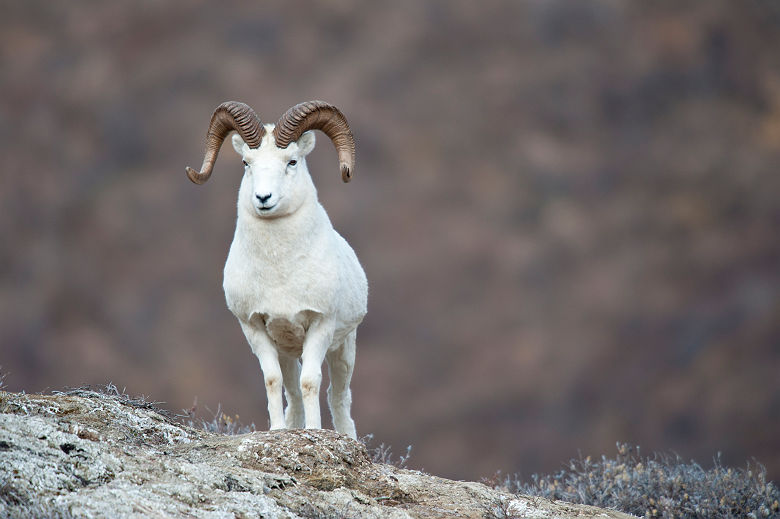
[503,443,779,519]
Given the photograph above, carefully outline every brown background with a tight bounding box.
[1,0,779,482]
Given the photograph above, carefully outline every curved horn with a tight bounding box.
[273,100,355,182]
[185,101,265,185]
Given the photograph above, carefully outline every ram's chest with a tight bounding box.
[262,313,314,357]
[223,243,335,349]
[224,269,318,358]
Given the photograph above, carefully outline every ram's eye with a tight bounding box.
[288,159,297,167]
[242,160,249,167]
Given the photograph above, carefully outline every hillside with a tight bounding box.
[1,0,778,482]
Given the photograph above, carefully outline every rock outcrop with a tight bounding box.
[0,388,635,518]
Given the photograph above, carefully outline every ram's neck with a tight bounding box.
[234,194,329,260]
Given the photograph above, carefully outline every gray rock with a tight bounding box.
[0,389,636,518]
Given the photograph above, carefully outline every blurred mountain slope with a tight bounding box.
[1,0,778,481]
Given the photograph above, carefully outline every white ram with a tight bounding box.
[186,101,367,439]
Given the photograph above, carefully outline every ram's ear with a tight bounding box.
[296,131,316,157]
[231,133,248,155]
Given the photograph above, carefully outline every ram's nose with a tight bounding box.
[256,193,273,204]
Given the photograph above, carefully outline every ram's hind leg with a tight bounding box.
[326,330,357,439]
[280,355,304,429]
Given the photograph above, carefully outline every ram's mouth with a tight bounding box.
[254,202,279,216]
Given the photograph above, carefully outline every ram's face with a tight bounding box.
[232,127,316,219]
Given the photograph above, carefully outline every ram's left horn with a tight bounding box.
[273,100,356,182]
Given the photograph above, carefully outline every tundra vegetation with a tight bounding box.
[1,384,776,518]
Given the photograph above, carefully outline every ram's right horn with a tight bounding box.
[186,101,266,185]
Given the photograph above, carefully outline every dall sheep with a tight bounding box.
[186,100,367,439]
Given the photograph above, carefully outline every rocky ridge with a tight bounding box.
[0,388,635,518]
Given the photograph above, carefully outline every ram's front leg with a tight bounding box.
[299,317,336,430]
[240,320,285,430]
